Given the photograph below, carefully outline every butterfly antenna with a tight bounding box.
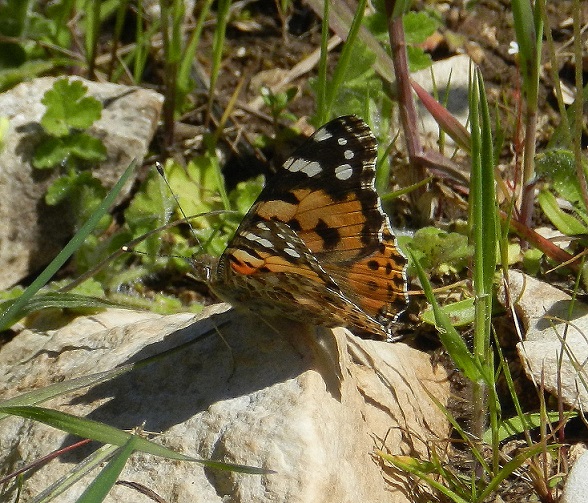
[155,162,240,257]
[155,161,203,249]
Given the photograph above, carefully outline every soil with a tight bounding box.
[189,0,587,171]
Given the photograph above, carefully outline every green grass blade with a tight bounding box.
[0,292,118,320]
[324,0,367,118]
[0,406,139,448]
[32,445,119,503]
[469,66,498,469]
[0,366,134,420]
[511,0,542,104]
[132,0,148,82]
[478,443,550,501]
[0,406,268,473]
[407,248,483,382]
[177,0,214,98]
[84,0,101,76]
[76,437,139,503]
[315,0,330,123]
[0,160,136,331]
[511,0,536,85]
[208,0,230,111]
[378,453,470,503]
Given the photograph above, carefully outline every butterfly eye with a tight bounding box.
[190,254,218,283]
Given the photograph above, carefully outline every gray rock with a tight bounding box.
[562,446,588,503]
[499,271,588,410]
[0,77,163,288]
[0,305,449,502]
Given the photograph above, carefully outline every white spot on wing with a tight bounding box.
[285,158,306,172]
[244,232,273,249]
[283,247,301,258]
[334,164,353,180]
[338,137,348,145]
[256,237,274,248]
[344,150,354,159]
[285,158,322,178]
[302,161,322,177]
[313,129,332,142]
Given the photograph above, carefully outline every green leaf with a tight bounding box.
[483,411,577,444]
[406,45,433,72]
[45,173,75,205]
[421,298,476,328]
[538,190,588,235]
[32,136,65,169]
[40,78,102,136]
[229,176,264,215]
[45,170,108,231]
[536,149,587,208]
[124,170,176,255]
[68,132,108,161]
[407,227,473,276]
[33,133,107,170]
[403,11,439,44]
[522,247,543,276]
[166,157,218,217]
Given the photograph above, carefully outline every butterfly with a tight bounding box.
[203,115,408,342]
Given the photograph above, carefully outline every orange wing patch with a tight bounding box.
[228,247,326,283]
[257,190,373,259]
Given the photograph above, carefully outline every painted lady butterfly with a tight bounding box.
[203,115,408,342]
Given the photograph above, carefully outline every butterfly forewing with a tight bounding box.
[255,116,385,260]
[209,115,408,341]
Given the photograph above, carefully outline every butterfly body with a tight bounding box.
[207,116,408,342]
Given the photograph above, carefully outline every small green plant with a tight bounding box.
[32,78,108,232]
[407,228,472,277]
[33,78,106,170]
[261,86,298,125]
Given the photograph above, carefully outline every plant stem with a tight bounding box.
[384,0,426,212]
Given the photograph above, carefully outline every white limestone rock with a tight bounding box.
[499,270,588,410]
[0,305,449,502]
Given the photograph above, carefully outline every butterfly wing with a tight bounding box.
[249,117,407,318]
[254,115,386,262]
[211,115,408,339]
[211,218,395,339]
